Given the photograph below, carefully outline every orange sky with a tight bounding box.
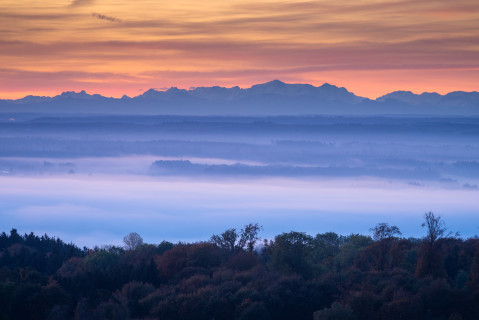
[1,0,478,99]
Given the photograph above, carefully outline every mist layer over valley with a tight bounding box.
[1,114,478,246]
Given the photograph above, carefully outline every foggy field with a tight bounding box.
[1,114,478,246]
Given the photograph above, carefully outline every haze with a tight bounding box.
[1,115,478,246]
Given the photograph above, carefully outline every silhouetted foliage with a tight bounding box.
[211,228,238,252]
[422,212,448,245]
[314,302,356,320]
[416,212,451,278]
[238,223,263,252]
[1,220,479,320]
[268,231,313,277]
[370,223,402,241]
[211,223,263,253]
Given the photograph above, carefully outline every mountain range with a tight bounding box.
[1,80,478,116]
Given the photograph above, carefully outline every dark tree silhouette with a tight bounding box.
[370,223,402,241]
[366,223,402,271]
[2,222,479,320]
[416,212,447,278]
[313,302,356,320]
[238,223,263,252]
[211,223,262,252]
[210,228,238,252]
[270,231,313,276]
[422,212,447,245]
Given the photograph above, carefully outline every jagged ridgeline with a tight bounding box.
[1,80,479,115]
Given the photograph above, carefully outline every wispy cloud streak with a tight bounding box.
[91,12,122,23]
[0,0,478,98]
[69,0,94,8]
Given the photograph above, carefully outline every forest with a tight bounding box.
[1,213,478,320]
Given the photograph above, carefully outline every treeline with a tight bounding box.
[1,214,479,320]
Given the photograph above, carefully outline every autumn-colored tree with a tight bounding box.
[2,223,479,320]
[468,241,479,286]
[366,223,402,270]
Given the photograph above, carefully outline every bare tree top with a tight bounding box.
[123,232,143,250]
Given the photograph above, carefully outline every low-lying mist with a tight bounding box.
[1,174,477,247]
[1,115,477,246]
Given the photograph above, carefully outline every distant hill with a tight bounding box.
[1,80,478,115]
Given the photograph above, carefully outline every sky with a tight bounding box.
[1,0,478,99]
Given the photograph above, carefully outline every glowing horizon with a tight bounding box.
[1,0,478,100]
